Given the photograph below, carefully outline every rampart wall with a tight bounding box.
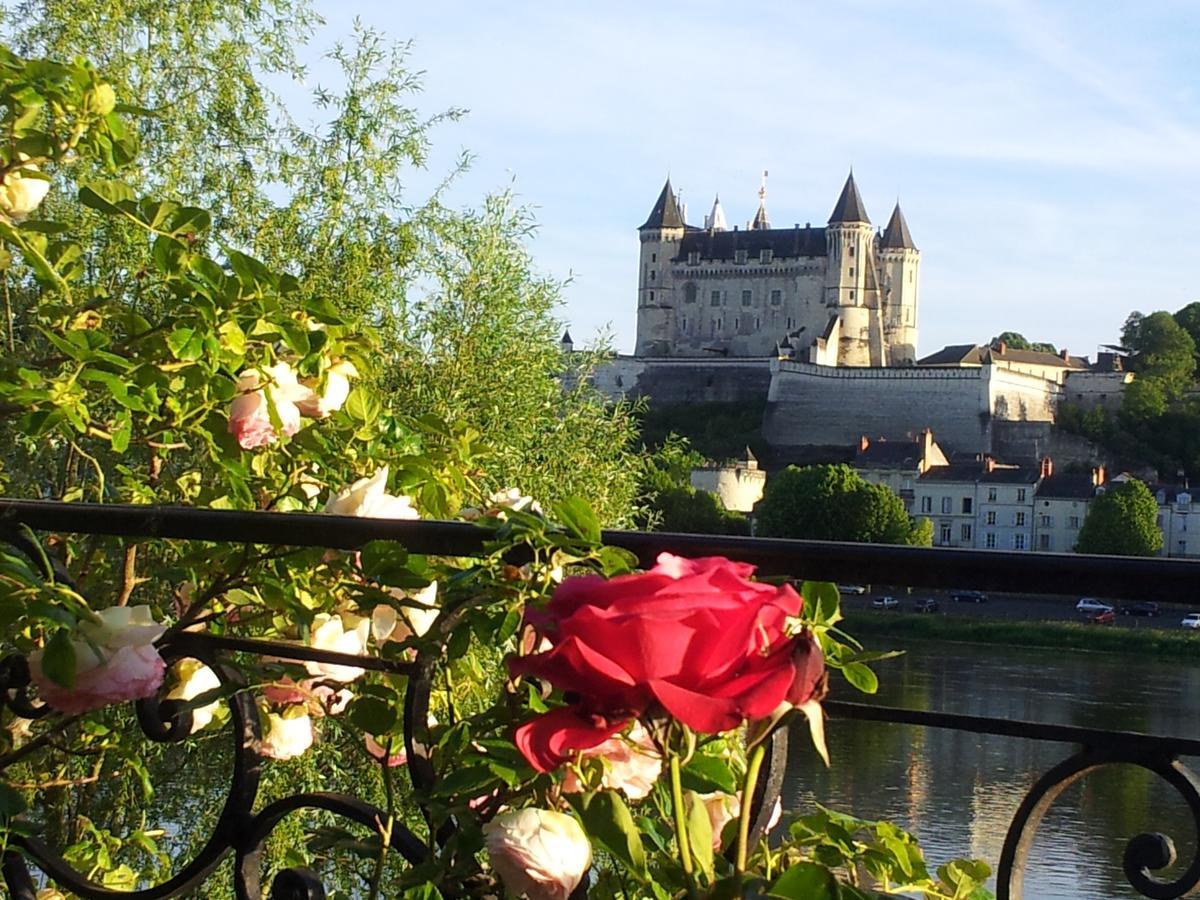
[589,357,774,405]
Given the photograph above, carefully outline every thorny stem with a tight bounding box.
[736,742,767,876]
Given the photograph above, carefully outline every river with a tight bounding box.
[782,638,1200,898]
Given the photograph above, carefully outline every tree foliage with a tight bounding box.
[755,464,931,545]
[1075,480,1163,556]
[1122,311,1196,400]
[1173,301,1200,353]
[989,331,1057,354]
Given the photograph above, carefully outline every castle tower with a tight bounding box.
[825,171,881,366]
[704,195,728,231]
[879,202,920,365]
[635,178,686,356]
[750,170,770,230]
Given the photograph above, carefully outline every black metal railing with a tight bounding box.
[1,498,1199,900]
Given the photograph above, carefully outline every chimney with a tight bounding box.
[996,340,1007,355]
[858,435,870,453]
[1060,348,1070,361]
[1039,456,1053,478]
[1092,465,1106,486]
[920,428,934,460]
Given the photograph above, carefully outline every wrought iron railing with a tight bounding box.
[2,498,1199,900]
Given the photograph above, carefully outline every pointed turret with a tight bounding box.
[750,170,770,230]
[704,195,728,231]
[560,329,574,352]
[881,203,916,250]
[828,170,870,224]
[639,178,685,230]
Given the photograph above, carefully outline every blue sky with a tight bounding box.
[293,1,1200,358]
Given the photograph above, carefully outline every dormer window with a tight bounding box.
[688,251,700,266]
[735,249,747,264]
[760,248,773,263]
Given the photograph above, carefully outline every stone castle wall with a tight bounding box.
[763,361,993,453]
[589,357,774,405]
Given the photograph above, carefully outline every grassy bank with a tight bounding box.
[843,613,1200,661]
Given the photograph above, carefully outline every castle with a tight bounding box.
[635,171,919,367]
[583,172,1131,465]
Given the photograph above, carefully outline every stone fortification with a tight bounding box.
[762,360,1061,456]
[589,356,773,406]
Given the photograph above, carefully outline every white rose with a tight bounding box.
[0,158,50,222]
[561,721,662,800]
[484,808,591,900]
[297,360,359,418]
[372,581,439,644]
[165,658,221,733]
[325,467,419,520]
[304,612,370,683]
[260,708,313,760]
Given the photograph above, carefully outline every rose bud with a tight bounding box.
[484,808,592,900]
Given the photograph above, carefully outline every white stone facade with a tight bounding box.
[690,455,767,514]
[635,174,918,367]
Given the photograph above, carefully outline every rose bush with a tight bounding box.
[511,553,824,771]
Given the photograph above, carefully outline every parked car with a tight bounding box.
[1090,609,1116,626]
[1075,597,1114,614]
[913,598,940,613]
[837,584,868,595]
[1182,613,1200,630]
[950,590,987,603]
[872,596,900,610]
[1118,601,1161,617]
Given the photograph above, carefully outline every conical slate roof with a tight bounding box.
[705,195,728,231]
[750,201,770,230]
[828,171,870,224]
[560,329,573,344]
[639,178,685,230]
[881,203,916,250]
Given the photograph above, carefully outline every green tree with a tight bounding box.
[755,464,931,545]
[989,331,1057,354]
[1173,301,1200,353]
[652,486,749,535]
[1123,310,1196,397]
[1075,480,1163,556]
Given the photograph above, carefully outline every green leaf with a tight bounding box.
[41,628,77,689]
[553,496,601,545]
[0,783,27,820]
[110,411,132,453]
[168,206,212,237]
[430,764,496,800]
[767,862,839,899]
[167,327,205,361]
[568,791,647,878]
[842,662,879,694]
[681,754,738,794]
[346,697,396,735]
[685,791,714,880]
[78,179,136,216]
[801,580,842,627]
[344,386,381,424]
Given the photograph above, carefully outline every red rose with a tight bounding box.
[511,554,823,772]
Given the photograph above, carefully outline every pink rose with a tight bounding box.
[227,364,306,450]
[561,721,662,800]
[484,809,592,900]
[29,606,166,715]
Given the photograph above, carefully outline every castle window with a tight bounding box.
[735,249,747,264]
[649,291,654,302]
[771,290,782,305]
[755,317,760,329]
[684,283,697,304]
[711,291,721,307]
[848,246,856,257]
[909,271,913,282]
[741,290,752,306]
[651,253,657,262]
[681,316,687,332]
[849,267,855,277]
[734,317,740,330]
[688,251,700,266]
[650,270,656,281]
[849,290,855,300]
[760,248,773,263]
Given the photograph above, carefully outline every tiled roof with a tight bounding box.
[674,225,828,262]
[1036,474,1097,499]
[880,203,916,250]
[919,463,986,483]
[855,442,923,468]
[829,171,870,224]
[640,179,685,230]
[918,344,984,366]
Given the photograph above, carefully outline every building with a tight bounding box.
[912,462,981,549]
[1151,485,1200,558]
[1032,465,1103,553]
[689,448,767,514]
[851,430,948,512]
[635,171,919,367]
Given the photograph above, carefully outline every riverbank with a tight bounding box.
[843,612,1200,660]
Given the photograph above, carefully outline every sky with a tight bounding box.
[290,1,1200,359]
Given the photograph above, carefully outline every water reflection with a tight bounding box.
[783,639,1200,899]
